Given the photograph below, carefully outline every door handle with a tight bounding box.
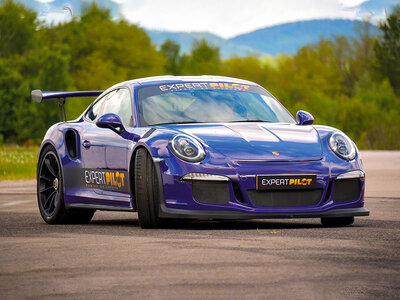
[82,140,91,149]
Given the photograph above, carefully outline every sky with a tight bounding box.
[36,0,395,38]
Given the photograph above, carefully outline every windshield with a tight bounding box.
[138,83,295,126]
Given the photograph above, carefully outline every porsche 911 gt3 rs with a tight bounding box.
[32,76,369,228]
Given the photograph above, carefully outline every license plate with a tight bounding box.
[256,175,317,190]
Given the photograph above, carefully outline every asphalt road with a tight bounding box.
[0,151,399,299]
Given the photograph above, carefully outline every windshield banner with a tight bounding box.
[138,82,269,99]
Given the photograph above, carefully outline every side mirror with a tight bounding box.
[96,113,125,134]
[296,110,314,125]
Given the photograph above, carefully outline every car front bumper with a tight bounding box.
[156,156,369,220]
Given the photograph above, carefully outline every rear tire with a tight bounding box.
[321,216,354,227]
[37,145,95,224]
[134,148,161,228]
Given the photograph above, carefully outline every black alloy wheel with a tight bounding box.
[38,147,62,221]
[37,145,94,224]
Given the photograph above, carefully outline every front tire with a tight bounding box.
[134,148,161,228]
[321,216,354,227]
[37,145,95,224]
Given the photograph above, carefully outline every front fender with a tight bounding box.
[314,125,363,172]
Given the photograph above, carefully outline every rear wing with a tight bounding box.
[31,90,103,103]
[31,89,103,122]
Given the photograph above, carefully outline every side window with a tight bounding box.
[85,90,117,121]
[102,89,133,127]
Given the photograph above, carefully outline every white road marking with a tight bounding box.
[1,200,32,207]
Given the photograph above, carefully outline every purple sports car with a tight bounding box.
[32,76,369,228]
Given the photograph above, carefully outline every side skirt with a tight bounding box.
[66,203,135,212]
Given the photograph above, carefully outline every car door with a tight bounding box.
[80,90,116,170]
[97,88,134,198]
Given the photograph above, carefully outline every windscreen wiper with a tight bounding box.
[229,120,271,122]
[152,121,207,125]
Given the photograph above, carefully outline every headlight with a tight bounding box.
[329,132,356,160]
[169,134,205,162]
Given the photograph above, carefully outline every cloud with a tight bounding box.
[338,0,368,7]
[117,0,363,38]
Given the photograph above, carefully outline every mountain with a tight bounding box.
[146,30,261,58]
[148,19,378,58]
[228,19,378,56]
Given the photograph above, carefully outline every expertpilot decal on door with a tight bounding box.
[63,168,130,193]
[85,170,125,189]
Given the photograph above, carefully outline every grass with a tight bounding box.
[0,145,39,180]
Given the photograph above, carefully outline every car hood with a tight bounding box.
[165,123,323,162]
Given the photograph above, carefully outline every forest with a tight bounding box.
[0,0,399,149]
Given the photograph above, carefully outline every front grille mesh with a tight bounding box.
[248,189,323,207]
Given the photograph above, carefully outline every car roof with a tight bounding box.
[99,75,264,99]
[123,75,260,88]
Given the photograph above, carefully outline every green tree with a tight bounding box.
[181,39,221,75]
[0,1,40,142]
[350,20,376,82]
[161,39,182,75]
[338,74,400,149]
[0,0,38,58]
[0,58,24,141]
[374,5,400,94]
[221,56,266,83]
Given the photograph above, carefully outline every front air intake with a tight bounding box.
[192,181,230,204]
[332,179,361,202]
[248,189,323,207]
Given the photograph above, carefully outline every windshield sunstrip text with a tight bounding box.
[159,82,250,92]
